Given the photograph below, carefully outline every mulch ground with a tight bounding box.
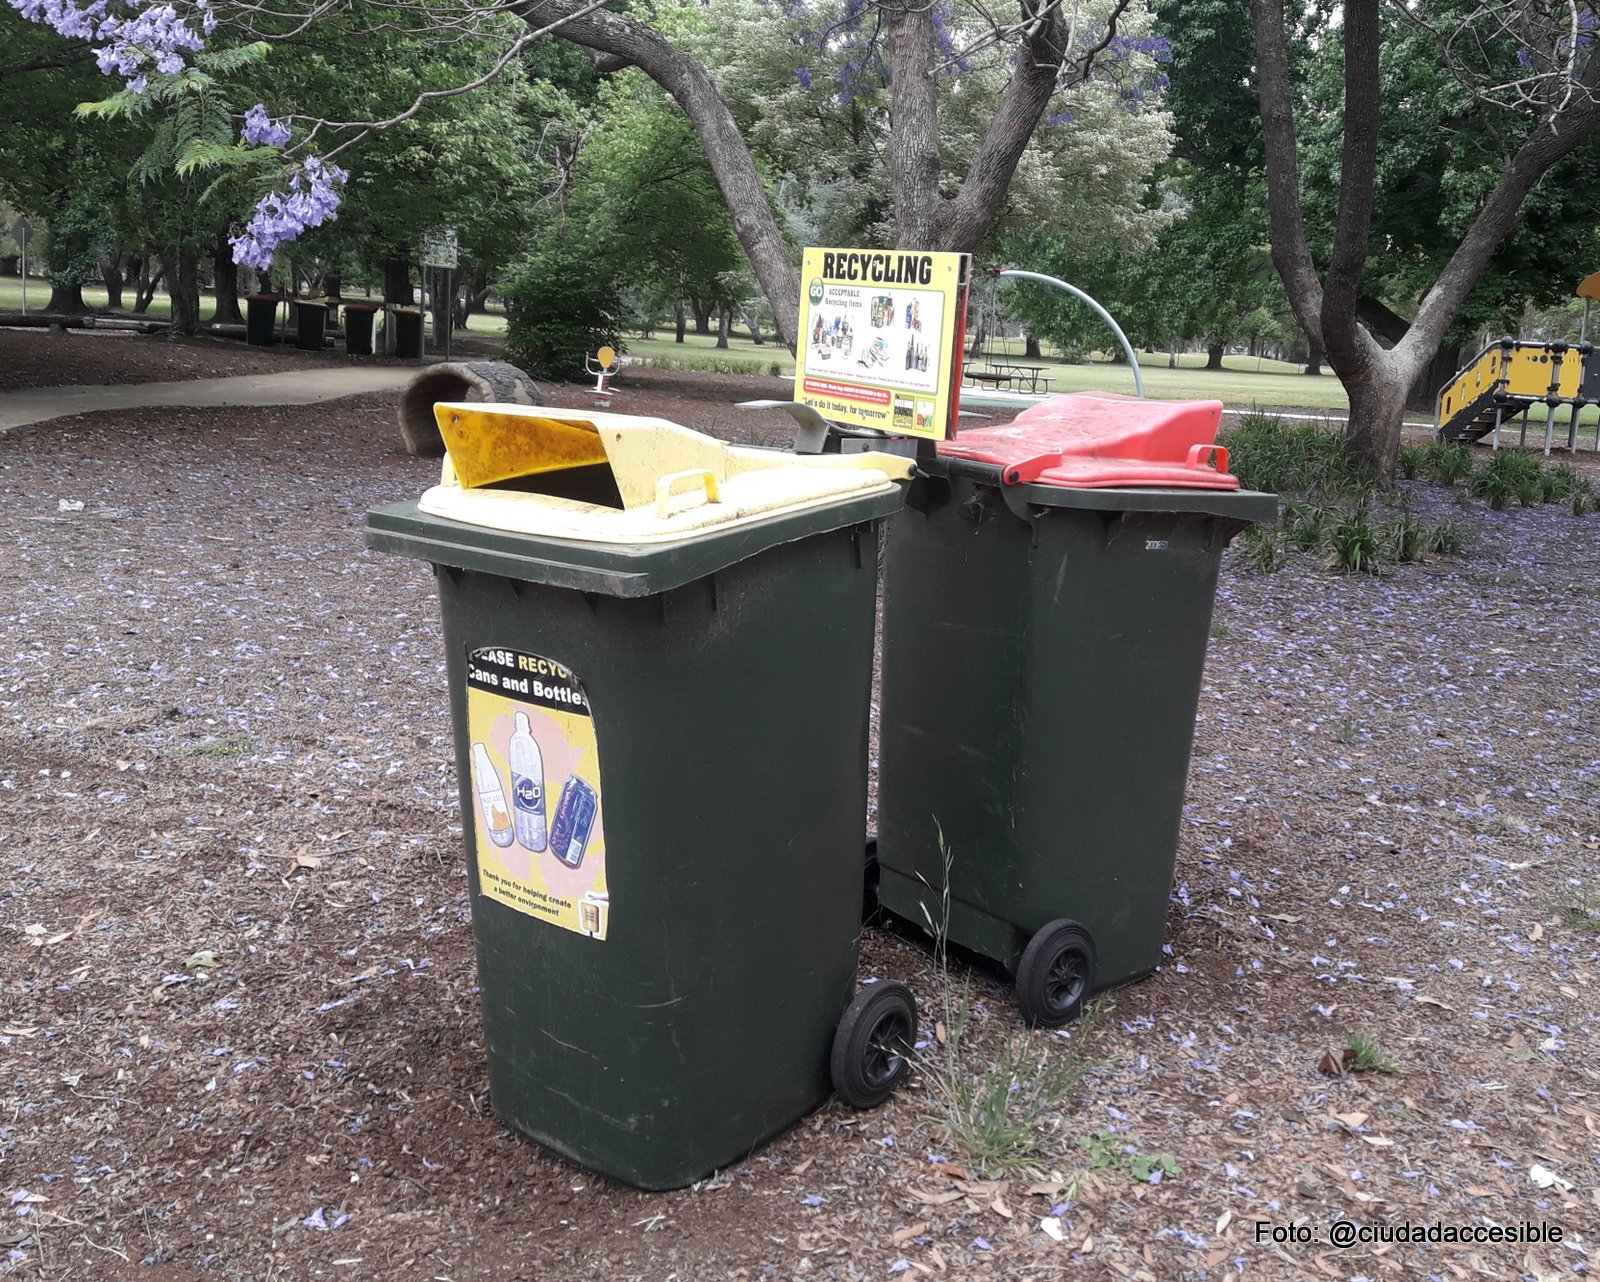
[1,371,1596,1281]
[0,328,360,392]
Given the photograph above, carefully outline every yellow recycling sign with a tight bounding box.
[794,247,971,440]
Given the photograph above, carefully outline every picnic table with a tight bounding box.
[964,369,1015,390]
[988,363,1053,394]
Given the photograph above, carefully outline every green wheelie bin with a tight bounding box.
[366,404,919,1189]
[874,392,1276,1026]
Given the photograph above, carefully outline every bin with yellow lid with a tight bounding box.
[366,403,919,1189]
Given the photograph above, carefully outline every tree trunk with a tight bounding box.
[211,235,243,325]
[383,257,414,305]
[1205,343,1225,370]
[691,298,713,335]
[159,245,203,336]
[1343,366,1408,476]
[1408,341,1462,412]
[1168,339,1179,369]
[715,306,731,349]
[674,298,687,343]
[745,312,765,345]
[133,259,163,313]
[1304,340,1324,375]
[45,281,88,314]
[1024,333,1042,360]
[967,316,986,360]
[101,253,126,311]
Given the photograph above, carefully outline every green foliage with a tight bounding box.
[1237,524,1285,573]
[1381,510,1427,564]
[1323,505,1382,574]
[1078,1131,1182,1183]
[1219,414,1376,499]
[1572,487,1597,517]
[919,997,1104,1177]
[1470,451,1544,510]
[1553,891,1600,932]
[1421,441,1475,486]
[1345,1032,1399,1074]
[501,229,622,381]
[1424,520,1467,556]
[1397,443,1427,480]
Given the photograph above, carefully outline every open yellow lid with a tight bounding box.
[418,403,914,545]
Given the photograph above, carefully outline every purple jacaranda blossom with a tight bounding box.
[241,104,291,148]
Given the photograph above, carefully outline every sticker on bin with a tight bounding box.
[941,391,1239,490]
[466,646,608,940]
[419,404,914,544]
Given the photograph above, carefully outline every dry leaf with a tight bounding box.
[892,1222,928,1245]
[1203,1247,1230,1268]
[1529,923,1544,941]
[1414,994,1452,1010]
[1079,1235,1094,1254]
[990,1196,1012,1218]
[934,1020,947,1045]
[1025,1181,1069,1199]
[1361,1135,1395,1148]
[1216,1210,1233,1234]
[1318,1048,1347,1077]
[790,1157,814,1176]
[928,1246,947,1270]
[907,1187,964,1206]
[295,853,322,869]
[1333,1112,1369,1129]
[1040,1217,1066,1242]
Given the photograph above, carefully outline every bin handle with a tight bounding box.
[1187,443,1230,474]
[653,468,722,519]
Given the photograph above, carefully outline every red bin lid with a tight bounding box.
[940,391,1238,490]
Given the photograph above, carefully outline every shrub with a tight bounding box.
[1382,511,1427,564]
[1421,440,1475,486]
[1324,505,1382,573]
[1470,451,1543,511]
[1397,443,1427,480]
[1424,520,1467,556]
[501,230,623,382]
[1238,524,1285,573]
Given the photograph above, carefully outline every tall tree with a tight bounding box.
[1249,0,1600,474]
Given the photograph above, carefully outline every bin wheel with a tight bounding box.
[1015,919,1096,1028]
[830,982,917,1109]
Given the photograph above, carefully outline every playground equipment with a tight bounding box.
[586,345,620,407]
[1435,273,1600,453]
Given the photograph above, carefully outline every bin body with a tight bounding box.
[367,494,894,1188]
[296,300,329,351]
[392,306,424,359]
[245,294,279,347]
[344,305,378,356]
[876,461,1274,991]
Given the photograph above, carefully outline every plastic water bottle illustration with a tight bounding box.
[470,742,514,849]
[508,713,548,852]
[549,776,599,869]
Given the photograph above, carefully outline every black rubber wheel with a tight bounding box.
[1014,919,1097,1028]
[830,982,917,1109]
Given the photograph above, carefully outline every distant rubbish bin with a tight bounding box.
[342,303,380,356]
[245,294,281,347]
[390,305,424,359]
[296,298,331,351]
[874,392,1276,1026]
[366,404,917,1189]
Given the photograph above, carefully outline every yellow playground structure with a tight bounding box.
[1435,272,1600,453]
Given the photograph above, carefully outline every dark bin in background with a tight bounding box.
[343,303,379,355]
[874,393,1276,1026]
[390,305,424,359]
[296,299,330,351]
[366,405,917,1189]
[245,293,280,347]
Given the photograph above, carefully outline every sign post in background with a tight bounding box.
[10,217,31,315]
[793,247,971,441]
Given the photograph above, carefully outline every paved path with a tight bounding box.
[0,367,413,433]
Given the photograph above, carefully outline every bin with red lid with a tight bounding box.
[873,392,1276,1025]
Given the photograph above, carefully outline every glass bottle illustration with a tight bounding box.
[508,713,548,852]
[470,742,514,848]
